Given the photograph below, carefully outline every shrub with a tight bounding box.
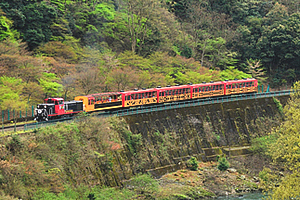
[273,97,283,115]
[217,157,229,171]
[125,173,158,195]
[187,157,198,171]
[250,133,278,156]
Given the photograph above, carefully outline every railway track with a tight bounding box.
[1,90,291,133]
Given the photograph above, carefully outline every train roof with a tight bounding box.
[64,100,83,104]
[157,84,192,91]
[121,88,158,94]
[192,81,224,87]
[45,97,64,101]
[86,92,121,97]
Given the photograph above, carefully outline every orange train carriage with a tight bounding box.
[34,78,258,121]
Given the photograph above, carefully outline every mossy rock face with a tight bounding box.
[123,96,287,170]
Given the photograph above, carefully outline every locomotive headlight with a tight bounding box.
[44,105,46,108]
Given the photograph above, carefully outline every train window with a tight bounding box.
[212,85,215,91]
[193,88,196,93]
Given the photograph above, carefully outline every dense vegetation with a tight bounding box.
[1,0,299,111]
[250,82,300,199]
[1,0,300,198]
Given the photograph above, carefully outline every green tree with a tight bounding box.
[217,156,229,171]
[0,76,26,110]
[220,66,251,80]
[0,9,18,41]
[38,73,63,97]
[0,1,58,50]
[246,59,267,84]
[266,81,300,199]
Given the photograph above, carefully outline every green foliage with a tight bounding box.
[2,1,58,49]
[220,66,252,80]
[38,73,63,97]
[0,15,18,41]
[127,173,158,195]
[217,156,230,171]
[273,97,283,115]
[187,156,198,171]
[89,186,135,200]
[0,76,27,110]
[6,135,23,155]
[33,185,135,200]
[262,81,300,199]
[110,118,143,155]
[250,133,278,156]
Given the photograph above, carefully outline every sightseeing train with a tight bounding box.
[34,78,258,121]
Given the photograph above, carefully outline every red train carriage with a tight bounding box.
[122,88,158,107]
[191,81,224,99]
[224,78,258,95]
[157,84,191,103]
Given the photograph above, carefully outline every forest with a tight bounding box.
[0,1,300,199]
[0,0,299,110]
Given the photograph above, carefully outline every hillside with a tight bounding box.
[0,0,300,111]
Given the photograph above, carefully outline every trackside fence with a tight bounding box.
[1,106,35,123]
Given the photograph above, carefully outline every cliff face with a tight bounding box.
[117,96,288,178]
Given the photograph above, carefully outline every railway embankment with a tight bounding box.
[0,95,289,199]
[121,96,288,174]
